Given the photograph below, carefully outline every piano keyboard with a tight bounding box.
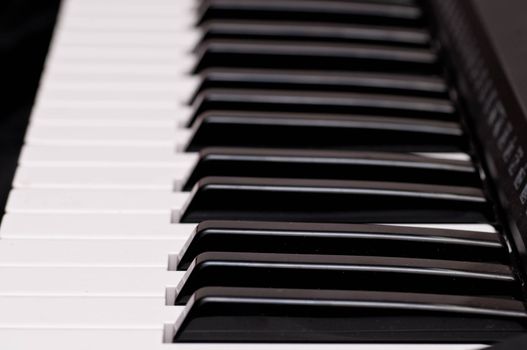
[0,0,525,348]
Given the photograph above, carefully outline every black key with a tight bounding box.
[172,252,518,304]
[181,148,479,190]
[168,287,527,342]
[197,0,424,27]
[200,21,430,47]
[174,221,506,270]
[193,68,448,101]
[177,177,491,223]
[194,40,438,74]
[188,89,455,127]
[185,112,465,152]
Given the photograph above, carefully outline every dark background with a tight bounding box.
[0,0,60,219]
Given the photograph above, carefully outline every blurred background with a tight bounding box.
[0,0,60,215]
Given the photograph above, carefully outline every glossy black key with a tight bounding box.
[198,0,424,27]
[188,89,455,126]
[200,21,430,47]
[175,221,506,270]
[173,252,518,304]
[185,112,465,152]
[193,69,448,101]
[169,287,527,342]
[177,177,491,223]
[194,40,438,74]
[181,148,479,190]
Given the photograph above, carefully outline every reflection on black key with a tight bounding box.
[185,112,465,152]
[173,252,517,304]
[169,287,527,342]
[174,221,506,270]
[188,89,455,126]
[201,21,430,47]
[181,148,479,190]
[177,177,491,224]
[193,69,448,101]
[198,0,424,27]
[194,40,438,74]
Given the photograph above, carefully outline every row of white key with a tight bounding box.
[0,0,208,348]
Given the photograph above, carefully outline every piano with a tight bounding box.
[0,0,526,349]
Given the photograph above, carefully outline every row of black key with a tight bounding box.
[166,0,527,343]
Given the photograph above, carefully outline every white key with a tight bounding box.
[36,119,182,129]
[32,98,193,114]
[19,145,198,167]
[39,77,197,98]
[61,5,196,19]
[0,329,167,350]
[33,94,194,111]
[13,166,190,190]
[39,77,199,101]
[0,239,184,267]
[64,1,196,10]
[25,125,191,147]
[0,266,183,296]
[0,296,179,327]
[5,189,189,214]
[0,213,196,239]
[44,61,194,76]
[65,0,196,5]
[57,17,196,32]
[29,117,177,128]
[31,106,184,123]
[54,31,200,49]
[36,85,193,103]
[48,46,194,63]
